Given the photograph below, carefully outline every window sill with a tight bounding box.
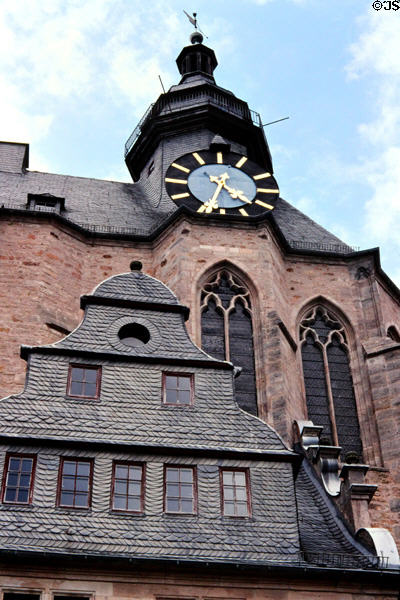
[65,395,100,402]
[109,509,146,517]
[162,512,198,518]
[159,404,195,410]
[220,515,253,521]
[0,503,34,510]
[55,506,92,514]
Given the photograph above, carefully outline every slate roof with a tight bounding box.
[296,460,376,569]
[92,270,179,304]
[272,198,350,250]
[0,164,351,252]
[0,168,168,233]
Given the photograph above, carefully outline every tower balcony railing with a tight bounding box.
[124,84,262,157]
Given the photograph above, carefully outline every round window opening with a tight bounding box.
[118,323,150,348]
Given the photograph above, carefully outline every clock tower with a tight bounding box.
[124,33,277,219]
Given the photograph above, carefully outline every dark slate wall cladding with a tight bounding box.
[138,144,164,209]
[1,357,286,450]
[0,445,300,562]
[0,143,27,173]
[54,306,210,361]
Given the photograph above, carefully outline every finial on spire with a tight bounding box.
[130,260,143,272]
[190,30,203,45]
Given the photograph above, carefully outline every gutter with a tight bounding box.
[0,433,298,463]
[0,548,398,583]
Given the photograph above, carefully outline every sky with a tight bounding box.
[1,0,399,286]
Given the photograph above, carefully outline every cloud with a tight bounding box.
[0,1,188,173]
[363,146,400,242]
[0,77,52,144]
[345,8,400,283]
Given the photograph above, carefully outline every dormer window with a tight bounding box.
[67,365,101,399]
[27,193,64,213]
[162,373,193,406]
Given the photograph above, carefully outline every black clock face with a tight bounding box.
[165,150,279,217]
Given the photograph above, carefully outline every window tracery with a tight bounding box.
[300,306,362,460]
[200,270,257,415]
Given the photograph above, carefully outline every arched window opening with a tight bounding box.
[387,326,400,343]
[300,307,362,460]
[200,271,257,416]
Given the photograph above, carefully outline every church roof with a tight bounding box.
[0,166,351,253]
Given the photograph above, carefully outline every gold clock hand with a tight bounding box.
[205,172,230,212]
[223,183,251,204]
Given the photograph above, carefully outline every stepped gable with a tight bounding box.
[0,268,289,452]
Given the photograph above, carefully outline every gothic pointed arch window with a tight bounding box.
[200,270,257,416]
[300,306,362,460]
